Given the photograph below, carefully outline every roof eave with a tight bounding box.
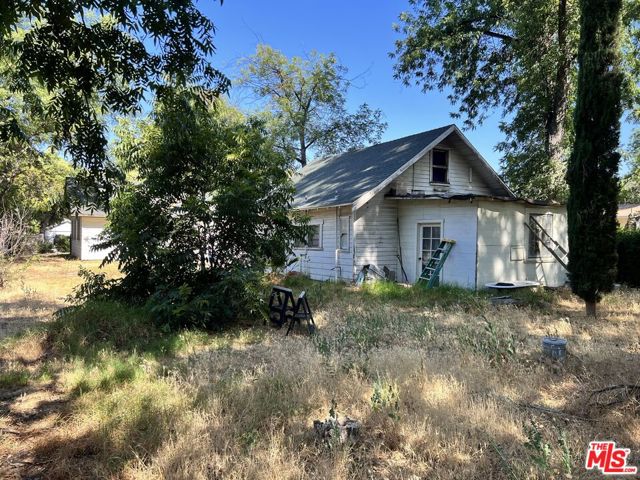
[387,192,564,207]
[292,202,354,211]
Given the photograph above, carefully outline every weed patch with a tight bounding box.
[0,367,30,388]
[370,375,400,420]
[456,317,518,365]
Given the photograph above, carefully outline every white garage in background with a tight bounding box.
[70,208,112,261]
[288,124,568,289]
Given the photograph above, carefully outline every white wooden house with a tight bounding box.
[289,124,568,288]
[70,208,111,260]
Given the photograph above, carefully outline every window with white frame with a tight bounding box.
[339,216,350,251]
[294,223,322,249]
[527,213,553,259]
[431,149,449,184]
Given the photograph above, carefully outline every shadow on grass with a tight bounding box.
[51,301,196,363]
[0,298,65,313]
[28,380,185,479]
[48,299,269,368]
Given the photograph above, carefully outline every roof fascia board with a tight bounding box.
[294,203,353,212]
[451,125,515,198]
[352,125,456,212]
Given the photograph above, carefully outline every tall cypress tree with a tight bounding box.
[567,0,623,316]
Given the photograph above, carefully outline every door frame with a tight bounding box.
[416,220,444,282]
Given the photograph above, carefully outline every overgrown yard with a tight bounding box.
[1,257,639,479]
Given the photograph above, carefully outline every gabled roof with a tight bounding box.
[292,124,513,210]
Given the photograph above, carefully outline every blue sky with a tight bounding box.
[201,0,634,173]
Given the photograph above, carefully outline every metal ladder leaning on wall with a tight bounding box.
[523,216,568,270]
[417,239,456,288]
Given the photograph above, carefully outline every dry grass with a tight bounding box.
[0,254,119,340]
[1,260,639,479]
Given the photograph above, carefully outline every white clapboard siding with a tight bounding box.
[476,200,568,287]
[70,216,112,261]
[289,207,354,281]
[392,137,493,196]
[353,191,399,278]
[397,199,478,287]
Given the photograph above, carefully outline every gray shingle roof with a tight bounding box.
[293,125,455,209]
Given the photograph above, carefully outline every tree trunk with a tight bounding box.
[585,300,596,317]
[298,131,307,167]
[545,0,570,168]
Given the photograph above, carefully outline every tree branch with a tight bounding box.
[452,14,517,43]
[482,30,516,42]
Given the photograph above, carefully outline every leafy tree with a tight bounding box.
[620,133,640,203]
[0,78,73,231]
[241,45,387,167]
[96,91,302,328]
[392,0,639,201]
[567,0,623,316]
[0,2,229,204]
[620,170,640,204]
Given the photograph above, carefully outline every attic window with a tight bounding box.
[431,149,449,184]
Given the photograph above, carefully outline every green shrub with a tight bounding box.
[53,234,70,252]
[370,375,400,419]
[617,229,640,287]
[37,240,54,254]
[87,91,303,330]
[66,266,120,304]
[147,269,262,330]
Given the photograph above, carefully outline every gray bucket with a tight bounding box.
[542,336,567,361]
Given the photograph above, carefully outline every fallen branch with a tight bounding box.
[588,384,640,407]
[473,391,594,422]
[516,402,592,422]
[589,384,640,398]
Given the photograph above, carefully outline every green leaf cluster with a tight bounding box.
[1,2,229,204]
[0,72,72,229]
